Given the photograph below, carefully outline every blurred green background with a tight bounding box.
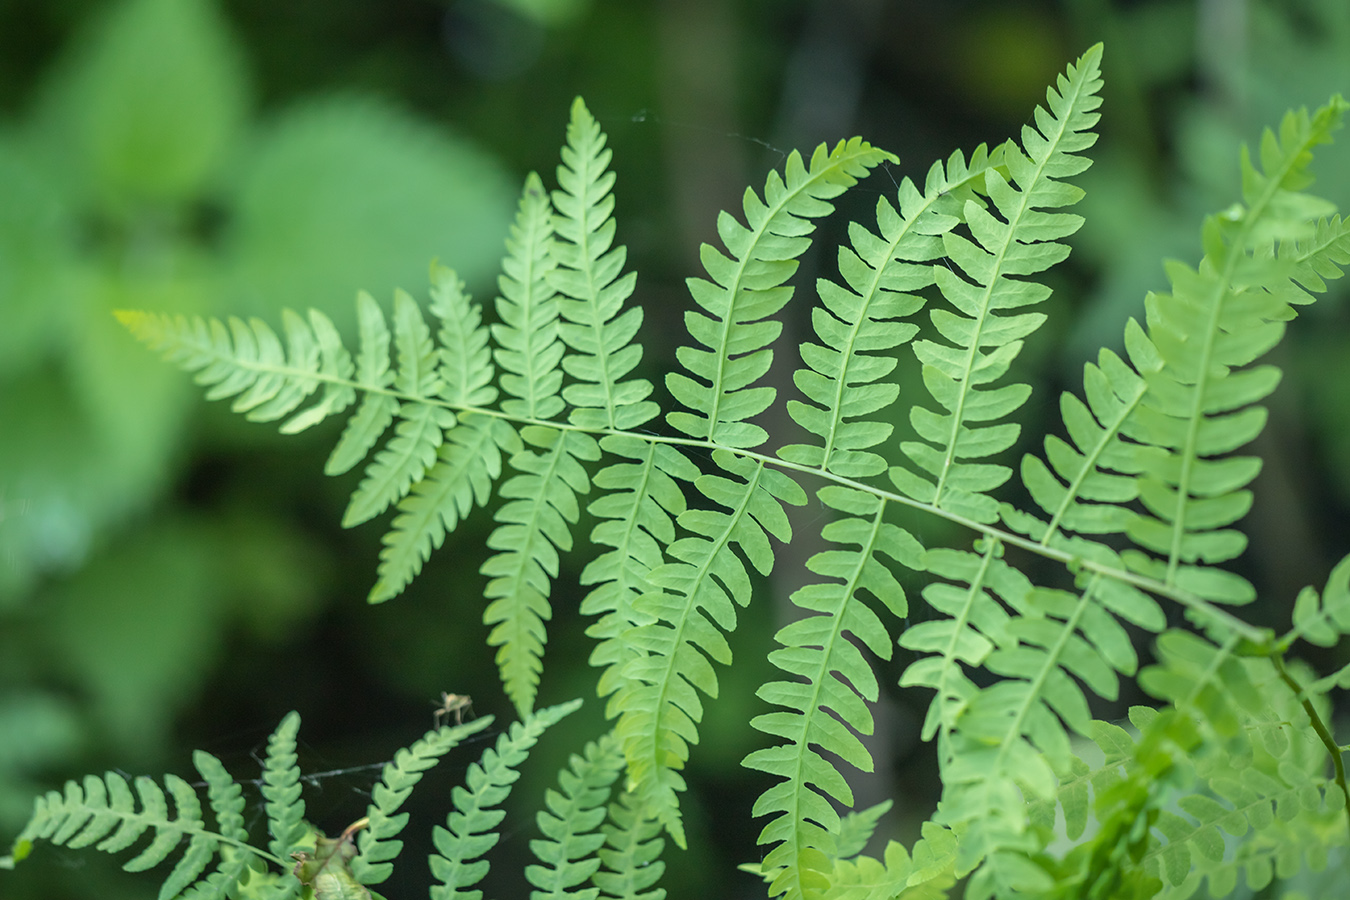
[2,1,1348,898]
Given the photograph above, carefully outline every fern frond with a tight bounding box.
[891,43,1103,524]
[667,138,894,449]
[614,453,805,849]
[551,97,657,432]
[483,427,601,715]
[1120,96,1350,599]
[780,142,1003,478]
[744,487,921,900]
[352,717,495,886]
[594,788,666,900]
[428,699,581,900]
[526,730,625,900]
[494,171,565,421]
[2,741,291,900]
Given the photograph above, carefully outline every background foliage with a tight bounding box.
[1,1,1348,898]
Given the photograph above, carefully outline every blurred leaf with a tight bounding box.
[0,693,82,830]
[46,519,228,754]
[491,0,591,28]
[0,132,78,378]
[27,0,249,210]
[222,96,516,332]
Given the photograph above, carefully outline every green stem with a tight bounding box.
[1270,651,1350,838]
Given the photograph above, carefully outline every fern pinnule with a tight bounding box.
[778,142,1002,479]
[353,717,495,886]
[892,43,1103,526]
[262,711,308,868]
[368,414,515,603]
[613,453,805,849]
[550,97,656,432]
[744,488,920,900]
[494,171,565,421]
[526,731,624,899]
[594,789,666,900]
[429,699,580,900]
[326,292,398,476]
[667,137,893,450]
[483,427,600,715]
[431,264,498,409]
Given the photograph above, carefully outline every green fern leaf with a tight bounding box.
[113,306,355,437]
[483,427,601,715]
[779,143,1003,478]
[614,453,805,849]
[526,731,624,900]
[3,743,281,899]
[342,290,458,527]
[352,717,495,886]
[581,435,699,710]
[1286,552,1350,649]
[494,171,565,421]
[369,414,516,603]
[550,97,657,431]
[326,292,398,476]
[1006,317,1161,551]
[594,788,666,900]
[667,138,894,449]
[262,711,308,867]
[428,699,581,900]
[892,43,1103,525]
[745,488,921,900]
[430,264,498,408]
[1119,96,1350,599]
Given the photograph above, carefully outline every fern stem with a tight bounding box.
[1270,651,1350,833]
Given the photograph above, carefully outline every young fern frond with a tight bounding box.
[486,427,600,716]
[743,488,921,900]
[262,711,308,873]
[494,171,564,422]
[429,699,581,900]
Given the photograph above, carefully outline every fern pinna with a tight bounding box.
[10,43,1350,900]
